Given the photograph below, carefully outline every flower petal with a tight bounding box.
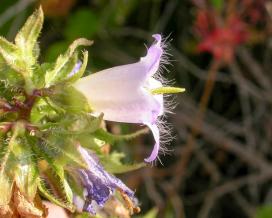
[76,146,136,214]
[73,34,164,124]
[141,34,163,76]
[145,77,164,116]
[144,123,160,162]
[74,72,162,124]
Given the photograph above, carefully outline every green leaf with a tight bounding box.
[15,6,44,66]
[0,66,24,88]
[0,37,34,93]
[100,152,145,174]
[45,38,92,87]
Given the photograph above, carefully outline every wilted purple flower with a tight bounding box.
[74,146,137,214]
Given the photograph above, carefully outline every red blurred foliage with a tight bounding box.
[194,10,216,38]
[197,14,248,63]
[193,0,267,63]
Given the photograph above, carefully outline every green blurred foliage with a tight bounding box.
[256,205,272,218]
[64,9,99,40]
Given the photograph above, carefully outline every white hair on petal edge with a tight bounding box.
[153,34,173,82]
[150,33,180,165]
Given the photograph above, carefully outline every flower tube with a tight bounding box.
[74,34,184,162]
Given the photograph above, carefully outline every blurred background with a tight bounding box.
[1,0,272,218]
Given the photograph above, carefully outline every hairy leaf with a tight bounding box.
[15,6,44,67]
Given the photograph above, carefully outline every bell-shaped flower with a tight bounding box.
[74,146,138,214]
[73,34,184,162]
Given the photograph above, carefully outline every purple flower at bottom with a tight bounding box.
[74,146,138,214]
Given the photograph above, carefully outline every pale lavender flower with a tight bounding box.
[74,34,171,162]
[74,146,137,214]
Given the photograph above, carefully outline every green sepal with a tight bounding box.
[66,50,89,84]
[32,142,75,206]
[15,163,39,201]
[6,122,39,201]
[0,62,24,100]
[66,113,103,134]
[100,152,145,174]
[39,132,88,169]
[47,52,78,86]
[15,6,44,67]
[0,125,22,205]
[13,140,39,201]
[94,127,149,144]
[38,178,75,212]
[45,38,92,87]
[0,146,14,205]
[51,164,74,206]
[30,98,58,124]
[50,85,90,113]
[31,63,50,89]
[45,165,74,206]
[0,174,13,205]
